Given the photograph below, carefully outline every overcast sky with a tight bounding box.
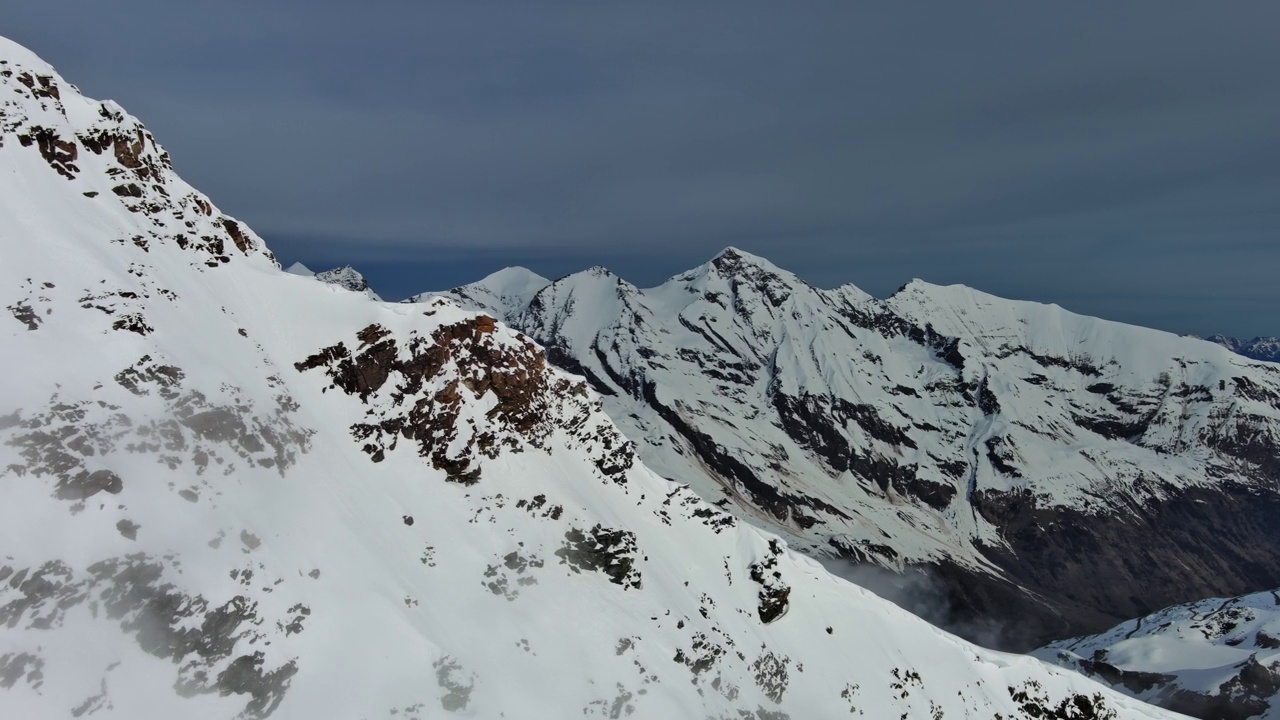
[7,2,1279,336]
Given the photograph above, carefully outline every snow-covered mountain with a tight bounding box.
[419,249,1280,650]
[0,36,1188,719]
[1206,335,1280,364]
[406,266,550,326]
[284,262,382,300]
[1037,589,1280,719]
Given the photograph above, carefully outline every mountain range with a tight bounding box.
[415,251,1280,655]
[1204,335,1280,364]
[0,35,1194,720]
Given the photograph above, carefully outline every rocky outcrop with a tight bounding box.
[285,263,382,300]
[296,313,634,486]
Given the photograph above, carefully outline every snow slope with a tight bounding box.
[1037,589,1280,719]
[408,266,550,325]
[0,35,1185,720]
[416,248,1280,649]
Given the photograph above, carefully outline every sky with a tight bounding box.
[5,2,1279,337]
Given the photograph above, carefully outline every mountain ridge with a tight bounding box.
[1204,334,1280,364]
[417,245,1280,650]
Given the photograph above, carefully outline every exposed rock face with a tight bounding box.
[295,313,634,485]
[285,263,382,300]
[421,248,1280,650]
[748,540,791,624]
[554,525,642,589]
[312,266,381,300]
[976,484,1280,640]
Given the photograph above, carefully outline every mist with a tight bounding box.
[817,559,1013,650]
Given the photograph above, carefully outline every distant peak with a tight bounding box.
[890,278,930,296]
[887,278,983,301]
[542,265,644,299]
[314,265,364,282]
[545,265,622,285]
[711,246,769,265]
[307,265,381,299]
[714,246,748,260]
[460,266,551,305]
[706,246,789,278]
[285,262,314,277]
[477,266,550,287]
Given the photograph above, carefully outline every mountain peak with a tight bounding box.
[294,264,382,300]
[891,278,927,295]
[707,246,787,277]
[0,35,56,74]
[0,33,275,272]
[407,266,551,322]
[472,265,550,289]
[713,245,752,260]
[889,277,968,298]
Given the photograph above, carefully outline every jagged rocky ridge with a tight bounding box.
[1036,589,1280,719]
[0,37,1185,719]
[1205,335,1280,364]
[419,250,1280,651]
